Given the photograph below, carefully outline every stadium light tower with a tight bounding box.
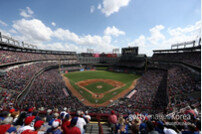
[112,48,120,54]
[87,48,94,53]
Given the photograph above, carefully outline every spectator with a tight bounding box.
[61,114,71,133]
[6,127,17,134]
[146,121,159,134]
[46,109,53,123]
[33,120,45,134]
[17,116,35,133]
[116,114,129,134]
[108,110,118,133]
[63,117,81,134]
[46,120,62,134]
[76,111,87,134]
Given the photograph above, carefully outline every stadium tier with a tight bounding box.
[0,38,201,134]
[0,50,78,66]
[151,51,201,68]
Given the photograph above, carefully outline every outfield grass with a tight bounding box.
[65,70,140,104]
[84,82,114,93]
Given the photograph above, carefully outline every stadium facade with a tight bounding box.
[0,31,201,115]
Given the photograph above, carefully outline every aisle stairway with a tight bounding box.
[85,122,132,134]
[85,122,111,134]
[102,123,113,134]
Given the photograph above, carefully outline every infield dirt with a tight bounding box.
[62,74,139,107]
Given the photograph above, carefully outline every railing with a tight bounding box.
[0,58,79,69]
[14,62,81,107]
[0,32,76,54]
[96,115,104,134]
[0,32,36,49]
[98,121,104,134]
[15,67,47,106]
[14,62,81,106]
[171,40,196,49]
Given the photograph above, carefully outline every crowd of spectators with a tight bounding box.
[0,106,200,134]
[109,70,167,114]
[0,50,77,65]
[0,60,80,92]
[8,68,169,115]
[0,107,92,134]
[151,52,201,67]
[0,67,200,134]
[0,48,200,133]
[19,69,86,112]
[110,66,200,115]
[108,108,200,134]
[166,66,201,112]
[1,64,199,116]
[0,62,60,92]
[0,62,200,116]
[0,89,18,111]
[0,61,80,112]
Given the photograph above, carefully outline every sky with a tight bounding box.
[0,0,201,56]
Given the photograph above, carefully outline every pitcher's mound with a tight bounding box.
[97,85,103,89]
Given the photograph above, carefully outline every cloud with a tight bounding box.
[90,6,95,13]
[13,19,53,43]
[148,25,165,44]
[10,17,117,52]
[52,28,115,52]
[168,21,201,37]
[51,22,56,26]
[20,7,34,18]
[53,28,79,42]
[0,28,11,37]
[104,26,125,37]
[0,20,8,26]
[9,29,17,34]
[128,21,201,56]
[43,42,84,52]
[128,35,152,55]
[20,11,31,18]
[97,4,102,10]
[6,8,201,56]
[2,7,119,53]
[9,16,116,52]
[128,35,146,47]
[99,0,131,16]
[26,7,34,15]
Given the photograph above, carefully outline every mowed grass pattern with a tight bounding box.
[84,82,114,93]
[65,71,137,83]
[65,71,140,104]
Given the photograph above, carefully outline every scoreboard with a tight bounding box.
[122,47,138,55]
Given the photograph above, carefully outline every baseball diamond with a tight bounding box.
[63,70,140,106]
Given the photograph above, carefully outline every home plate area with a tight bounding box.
[75,79,125,99]
[96,85,103,89]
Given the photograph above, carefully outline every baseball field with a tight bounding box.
[63,70,140,107]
